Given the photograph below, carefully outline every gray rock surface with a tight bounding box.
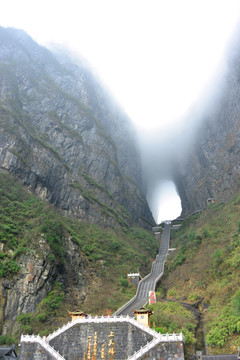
[0,27,154,229]
[0,26,155,335]
[173,30,240,216]
[0,234,87,335]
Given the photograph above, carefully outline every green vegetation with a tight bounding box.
[0,171,158,335]
[0,85,70,171]
[17,282,65,336]
[48,111,83,142]
[82,173,114,199]
[148,301,197,345]
[206,293,240,347]
[9,148,28,166]
[160,192,240,355]
[65,219,157,268]
[39,218,65,262]
[0,335,16,346]
[167,230,202,272]
[0,173,66,269]
[44,83,116,149]
[70,180,132,228]
[0,171,156,274]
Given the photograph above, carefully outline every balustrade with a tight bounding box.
[20,223,185,360]
[20,334,66,360]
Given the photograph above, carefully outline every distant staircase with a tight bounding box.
[19,222,186,360]
[114,222,171,316]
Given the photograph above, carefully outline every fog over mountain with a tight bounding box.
[1,23,239,224]
[0,27,154,230]
[2,19,240,338]
[137,26,240,222]
[1,0,239,222]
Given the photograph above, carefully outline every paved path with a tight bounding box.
[114,222,171,316]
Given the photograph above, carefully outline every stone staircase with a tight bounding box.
[20,334,65,360]
[114,222,171,316]
[18,221,185,360]
[20,315,184,360]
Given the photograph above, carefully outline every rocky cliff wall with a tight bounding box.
[0,27,154,228]
[0,234,88,335]
[49,322,153,360]
[174,31,240,216]
[0,170,158,336]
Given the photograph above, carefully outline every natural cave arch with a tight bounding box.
[147,180,182,224]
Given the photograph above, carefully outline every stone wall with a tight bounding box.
[18,342,53,360]
[18,339,185,360]
[127,274,140,286]
[141,341,184,360]
[17,319,185,359]
[49,322,153,360]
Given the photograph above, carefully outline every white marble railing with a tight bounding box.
[20,334,66,360]
[45,314,184,345]
[127,273,140,277]
[46,315,159,342]
[128,332,184,360]
[20,318,184,360]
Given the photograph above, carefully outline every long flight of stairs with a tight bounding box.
[114,222,171,316]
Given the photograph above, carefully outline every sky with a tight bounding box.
[1,0,240,222]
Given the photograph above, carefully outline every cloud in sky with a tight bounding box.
[1,0,240,221]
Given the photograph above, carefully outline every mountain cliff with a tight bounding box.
[0,26,154,229]
[0,27,158,338]
[0,171,158,337]
[174,30,240,216]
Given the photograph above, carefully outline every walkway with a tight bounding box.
[114,222,171,316]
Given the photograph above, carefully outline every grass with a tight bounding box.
[81,173,114,199]
[0,172,158,273]
[0,64,149,230]
[69,180,134,228]
[0,171,158,337]
[159,192,240,355]
[1,93,143,230]
[48,111,83,142]
[17,282,65,336]
[9,148,28,166]
[147,301,197,345]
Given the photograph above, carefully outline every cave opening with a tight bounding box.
[147,180,182,224]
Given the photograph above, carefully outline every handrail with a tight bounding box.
[128,332,184,360]
[20,321,184,360]
[113,294,138,317]
[20,334,66,360]
[19,222,185,360]
[114,224,171,316]
[114,255,165,316]
[46,315,159,342]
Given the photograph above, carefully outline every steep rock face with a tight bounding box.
[0,27,154,228]
[0,170,158,335]
[0,237,88,335]
[175,35,240,216]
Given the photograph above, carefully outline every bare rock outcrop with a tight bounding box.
[174,29,240,215]
[0,27,154,229]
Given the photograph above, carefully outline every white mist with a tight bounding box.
[147,180,182,224]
